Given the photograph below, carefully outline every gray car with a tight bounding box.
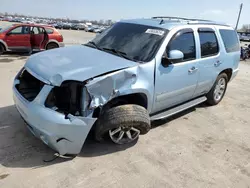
[13,17,240,156]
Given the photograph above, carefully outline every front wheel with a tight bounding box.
[206,73,228,105]
[95,104,151,145]
[0,44,4,55]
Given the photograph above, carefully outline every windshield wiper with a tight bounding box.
[103,48,137,62]
[85,41,102,50]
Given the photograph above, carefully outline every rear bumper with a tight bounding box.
[230,68,239,82]
[13,83,96,155]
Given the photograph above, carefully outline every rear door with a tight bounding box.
[30,26,44,49]
[193,27,221,97]
[40,27,49,49]
[5,25,31,50]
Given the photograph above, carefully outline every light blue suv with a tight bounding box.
[13,17,240,156]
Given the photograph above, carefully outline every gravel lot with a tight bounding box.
[0,23,250,188]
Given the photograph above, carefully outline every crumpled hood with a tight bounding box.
[25,45,137,86]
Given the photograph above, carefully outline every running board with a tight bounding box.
[150,96,207,121]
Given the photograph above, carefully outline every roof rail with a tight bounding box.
[151,16,229,26]
[152,16,213,22]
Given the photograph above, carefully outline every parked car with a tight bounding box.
[62,23,72,30]
[12,17,240,156]
[0,23,64,54]
[71,24,86,30]
[238,32,250,41]
[85,25,96,32]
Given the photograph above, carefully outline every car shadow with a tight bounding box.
[0,103,206,169]
[0,52,34,63]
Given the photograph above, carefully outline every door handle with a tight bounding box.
[214,60,222,67]
[188,66,198,73]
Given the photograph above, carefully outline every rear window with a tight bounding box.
[45,28,54,34]
[219,29,240,53]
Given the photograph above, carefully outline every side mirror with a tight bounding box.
[6,32,11,36]
[168,50,184,62]
[161,50,184,67]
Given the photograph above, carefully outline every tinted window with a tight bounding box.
[45,28,54,34]
[90,22,168,62]
[219,29,240,53]
[167,32,196,61]
[9,26,22,34]
[199,31,219,57]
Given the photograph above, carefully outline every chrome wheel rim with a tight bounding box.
[109,126,140,144]
[214,78,226,102]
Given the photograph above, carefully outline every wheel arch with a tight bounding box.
[46,40,59,49]
[0,40,8,51]
[93,92,148,118]
[220,68,233,81]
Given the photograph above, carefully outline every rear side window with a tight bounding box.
[219,29,240,53]
[167,31,196,61]
[199,31,219,58]
[45,28,54,34]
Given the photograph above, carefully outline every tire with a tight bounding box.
[0,44,4,55]
[46,43,59,50]
[206,73,228,105]
[95,104,151,144]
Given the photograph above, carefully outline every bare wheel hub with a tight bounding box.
[109,126,140,145]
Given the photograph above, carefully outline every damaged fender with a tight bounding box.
[85,63,155,113]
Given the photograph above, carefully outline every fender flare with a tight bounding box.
[0,40,8,51]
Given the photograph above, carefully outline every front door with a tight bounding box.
[5,26,31,51]
[153,29,199,113]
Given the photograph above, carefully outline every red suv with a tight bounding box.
[0,23,64,54]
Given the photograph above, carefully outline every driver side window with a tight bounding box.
[9,26,22,34]
[167,31,196,62]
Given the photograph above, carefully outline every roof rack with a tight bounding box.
[152,16,213,22]
[151,16,229,26]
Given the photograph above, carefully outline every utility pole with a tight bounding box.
[235,3,243,30]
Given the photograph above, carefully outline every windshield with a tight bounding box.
[0,25,13,33]
[88,22,168,62]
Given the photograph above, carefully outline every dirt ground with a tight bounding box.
[0,24,250,188]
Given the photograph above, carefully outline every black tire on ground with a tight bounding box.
[0,44,5,55]
[95,104,151,143]
[46,43,59,50]
[206,73,228,106]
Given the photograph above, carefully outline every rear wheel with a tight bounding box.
[46,43,59,50]
[206,73,228,105]
[95,104,151,145]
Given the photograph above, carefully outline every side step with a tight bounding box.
[150,96,207,121]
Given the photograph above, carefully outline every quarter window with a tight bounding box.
[199,31,219,57]
[45,28,54,34]
[167,31,196,61]
[219,29,240,53]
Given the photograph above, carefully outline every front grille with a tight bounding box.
[16,69,45,102]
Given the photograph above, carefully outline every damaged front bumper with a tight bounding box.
[13,84,96,155]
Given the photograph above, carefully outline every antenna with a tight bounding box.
[235,3,243,30]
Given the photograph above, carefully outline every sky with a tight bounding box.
[0,0,249,27]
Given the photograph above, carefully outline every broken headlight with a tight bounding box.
[45,81,92,117]
[81,87,92,117]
